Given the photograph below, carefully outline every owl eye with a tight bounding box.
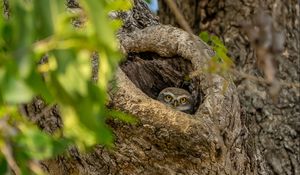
[180,97,187,104]
[164,95,172,102]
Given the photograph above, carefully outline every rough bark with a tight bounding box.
[21,0,299,174]
[40,0,244,173]
[158,0,300,174]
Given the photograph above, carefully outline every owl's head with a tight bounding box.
[157,87,194,113]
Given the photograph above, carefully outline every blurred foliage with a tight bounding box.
[199,31,234,74]
[0,0,134,174]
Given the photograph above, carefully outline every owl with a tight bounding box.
[157,87,194,114]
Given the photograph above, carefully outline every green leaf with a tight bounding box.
[51,138,70,157]
[16,124,69,160]
[199,31,210,43]
[0,1,134,173]
[83,1,114,48]
[26,69,54,103]
[1,24,14,47]
[62,106,99,149]
[33,0,54,38]
[108,110,138,124]
[3,78,34,104]
[0,155,8,175]
[56,52,90,96]
[223,55,234,67]
[17,127,53,160]
[105,0,132,12]
[211,35,227,53]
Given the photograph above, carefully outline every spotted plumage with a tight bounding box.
[157,87,194,114]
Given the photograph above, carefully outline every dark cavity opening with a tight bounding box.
[120,52,204,114]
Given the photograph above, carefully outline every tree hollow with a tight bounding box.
[120,52,203,114]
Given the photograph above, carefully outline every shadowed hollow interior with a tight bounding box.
[120,52,203,114]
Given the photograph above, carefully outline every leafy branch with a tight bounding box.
[0,0,133,174]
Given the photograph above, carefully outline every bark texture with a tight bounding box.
[23,0,299,174]
[158,0,299,174]
[41,0,244,173]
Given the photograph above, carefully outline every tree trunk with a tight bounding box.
[25,0,299,174]
[159,0,299,174]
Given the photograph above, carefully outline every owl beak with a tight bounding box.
[172,100,179,107]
